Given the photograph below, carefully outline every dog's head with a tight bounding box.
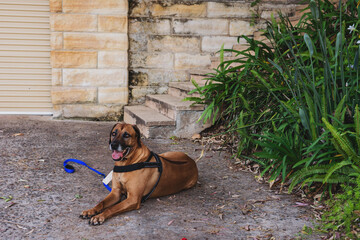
[109,123,141,161]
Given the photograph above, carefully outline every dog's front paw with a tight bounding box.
[88,214,106,226]
[79,209,97,219]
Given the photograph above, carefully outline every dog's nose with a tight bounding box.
[110,142,118,150]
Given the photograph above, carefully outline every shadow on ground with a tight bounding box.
[0,116,314,239]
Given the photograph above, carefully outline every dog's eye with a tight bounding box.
[123,132,130,138]
[111,132,116,136]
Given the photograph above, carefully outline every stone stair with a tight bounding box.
[124,78,211,138]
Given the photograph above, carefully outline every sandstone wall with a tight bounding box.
[50,0,128,120]
[128,0,301,103]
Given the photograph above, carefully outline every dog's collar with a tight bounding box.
[113,151,162,203]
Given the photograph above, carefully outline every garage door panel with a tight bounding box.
[0,1,52,114]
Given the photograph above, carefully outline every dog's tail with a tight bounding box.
[195,149,204,163]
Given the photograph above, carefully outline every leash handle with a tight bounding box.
[63,158,112,191]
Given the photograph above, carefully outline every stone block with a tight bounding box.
[259,4,296,19]
[230,20,258,36]
[98,15,127,33]
[129,34,148,52]
[130,68,189,86]
[52,104,62,118]
[207,2,253,18]
[151,3,206,17]
[51,51,97,68]
[130,52,173,69]
[51,87,97,104]
[148,36,200,53]
[62,104,124,119]
[63,0,128,14]
[202,36,239,53]
[174,53,211,70]
[63,33,128,50]
[130,2,149,17]
[130,86,156,103]
[50,14,97,32]
[129,70,149,87]
[98,51,128,68]
[51,32,63,50]
[129,18,171,35]
[63,69,128,87]
[50,0,62,13]
[173,19,228,35]
[52,68,62,86]
[98,87,128,104]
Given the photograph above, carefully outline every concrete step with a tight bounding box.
[168,81,201,98]
[146,94,204,120]
[124,105,176,138]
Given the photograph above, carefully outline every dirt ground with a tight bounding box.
[0,116,315,240]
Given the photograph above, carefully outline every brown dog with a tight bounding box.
[80,123,198,225]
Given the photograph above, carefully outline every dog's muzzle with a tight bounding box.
[110,143,130,161]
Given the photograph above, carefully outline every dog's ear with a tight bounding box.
[109,123,118,144]
[132,125,141,146]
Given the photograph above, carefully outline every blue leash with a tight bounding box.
[63,158,112,191]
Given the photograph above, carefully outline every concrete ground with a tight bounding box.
[0,116,314,240]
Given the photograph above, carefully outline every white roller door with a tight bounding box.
[0,0,52,114]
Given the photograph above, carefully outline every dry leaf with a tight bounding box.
[12,133,24,137]
[191,133,201,139]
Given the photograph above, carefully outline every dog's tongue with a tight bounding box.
[112,150,123,160]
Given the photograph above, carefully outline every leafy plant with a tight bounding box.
[319,176,360,238]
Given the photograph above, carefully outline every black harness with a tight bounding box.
[113,151,163,203]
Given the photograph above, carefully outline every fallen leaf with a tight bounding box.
[295,202,309,207]
[232,194,240,198]
[12,133,24,137]
[16,225,27,230]
[5,202,16,208]
[191,133,201,139]
[167,219,175,226]
[245,225,250,231]
[218,213,223,220]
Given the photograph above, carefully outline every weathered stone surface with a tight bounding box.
[52,68,62,86]
[50,32,63,50]
[98,87,128,104]
[148,36,200,53]
[129,18,171,35]
[51,51,97,68]
[63,69,128,87]
[98,51,128,68]
[63,33,128,50]
[174,53,211,70]
[130,86,156,102]
[207,2,253,18]
[51,87,97,104]
[63,0,128,14]
[50,0,62,13]
[98,15,127,33]
[62,104,124,119]
[130,52,173,69]
[151,3,206,17]
[130,1,149,17]
[260,5,295,19]
[51,14,97,32]
[173,19,228,35]
[52,104,62,118]
[230,20,258,36]
[202,36,239,52]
